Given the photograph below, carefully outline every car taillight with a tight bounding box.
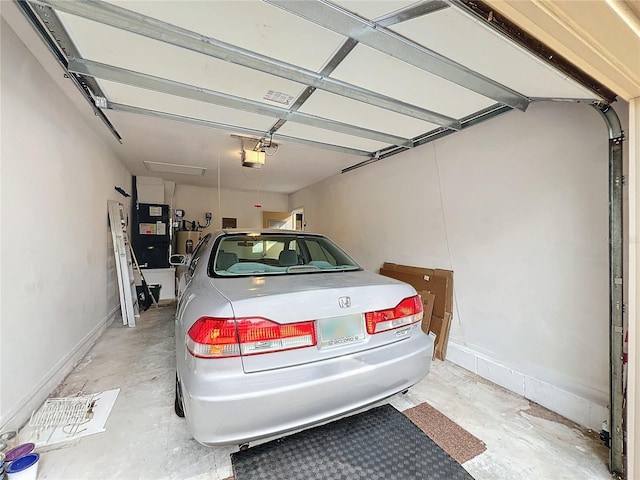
[186,316,317,358]
[186,317,240,358]
[237,318,316,355]
[365,295,424,334]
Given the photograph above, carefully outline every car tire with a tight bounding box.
[175,374,185,418]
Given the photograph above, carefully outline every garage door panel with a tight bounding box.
[104,0,347,72]
[332,1,418,21]
[277,122,390,152]
[58,12,309,107]
[99,80,277,132]
[329,44,497,117]
[391,8,600,101]
[298,90,440,139]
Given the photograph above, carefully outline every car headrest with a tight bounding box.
[216,251,239,270]
[278,249,298,266]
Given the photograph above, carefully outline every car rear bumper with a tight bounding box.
[180,332,433,446]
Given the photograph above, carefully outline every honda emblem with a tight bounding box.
[338,296,351,308]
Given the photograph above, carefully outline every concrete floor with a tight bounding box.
[27,304,612,480]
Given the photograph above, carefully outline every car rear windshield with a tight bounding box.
[209,233,361,276]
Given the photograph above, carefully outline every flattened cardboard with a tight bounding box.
[418,291,435,334]
[383,262,435,277]
[435,269,454,316]
[431,312,452,360]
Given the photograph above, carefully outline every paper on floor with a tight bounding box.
[21,389,119,447]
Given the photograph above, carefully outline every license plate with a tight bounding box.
[319,314,365,348]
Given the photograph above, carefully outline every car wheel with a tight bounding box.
[175,374,185,418]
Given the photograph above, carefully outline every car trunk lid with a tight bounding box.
[210,271,420,373]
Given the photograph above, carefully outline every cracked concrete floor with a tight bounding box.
[24,304,611,480]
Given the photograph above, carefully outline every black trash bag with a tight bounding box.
[136,282,154,311]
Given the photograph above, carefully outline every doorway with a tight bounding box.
[262,209,304,230]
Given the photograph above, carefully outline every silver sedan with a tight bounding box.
[172,230,433,446]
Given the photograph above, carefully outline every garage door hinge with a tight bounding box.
[614,176,626,187]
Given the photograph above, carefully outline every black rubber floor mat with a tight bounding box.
[231,404,475,480]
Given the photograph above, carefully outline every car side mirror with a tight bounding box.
[169,254,189,266]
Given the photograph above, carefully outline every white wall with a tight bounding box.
[0,19,131,430]
[173,184,289,234]
[290,102,617,430]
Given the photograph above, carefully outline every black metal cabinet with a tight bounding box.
[132,203,170,268]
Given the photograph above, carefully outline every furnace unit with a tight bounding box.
[132,203,170,268]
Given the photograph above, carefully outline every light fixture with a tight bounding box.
[242,149,266,169]
[144,161,206,176]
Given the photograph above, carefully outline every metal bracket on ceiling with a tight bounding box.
[231,134,272,151]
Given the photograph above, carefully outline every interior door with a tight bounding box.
[292,208,304,230]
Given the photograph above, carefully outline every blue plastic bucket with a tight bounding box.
[6,453,39,480]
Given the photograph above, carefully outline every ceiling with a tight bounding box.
[15,0,615,194]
